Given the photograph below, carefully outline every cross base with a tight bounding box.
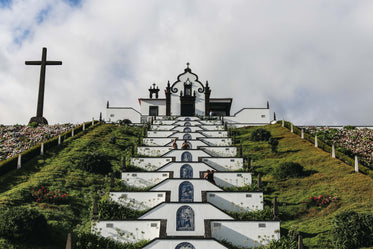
[29,116,48,125]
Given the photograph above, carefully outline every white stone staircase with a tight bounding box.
[93,116,280,248]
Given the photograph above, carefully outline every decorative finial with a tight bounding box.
[186,62,190,68]
[153,83,156,88]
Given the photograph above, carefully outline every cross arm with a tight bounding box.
[46,61,62,65]
[25,61,42,65]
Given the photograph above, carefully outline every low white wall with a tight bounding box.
[147,131,176,137]
[173,121,202,126]
[137,146,173,157]
[131,157,172,171]
[199,125,225,131]
[140,99,166,116]
[106,108,142,123]
[143,239,229,249]
[122,172,170,188]
[224,108,270,124]
[202,147,237,157]
[110,192,166,211]
[214,172,252,188]
[207,192,263,212]
[199,138,232,146]
[163,150,211,161]
[200,120,223,125]
[158,162,216,178]
[170,132,205,140]
[151,125,175,130]
[143,139,208,148]
[151,179,222,202]
[201,158,243,171]
[199,131,228,137]
[175,117,201,121]
[171,126,203,132]
[93,220,160,244]
[139,203,233,236]
[211,221,280,248]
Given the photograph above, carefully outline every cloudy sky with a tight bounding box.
[1,0,373,125]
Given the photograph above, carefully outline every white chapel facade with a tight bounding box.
[106,64,272,126]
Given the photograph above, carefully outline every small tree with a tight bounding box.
[79,152,112,175]
[251,128,272,141]
[273,162,304,179]
[331,211,373,249]
[268,137,279,152]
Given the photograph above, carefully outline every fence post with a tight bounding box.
[58,135,61,145]
[315,135,318,148]
[332,144,336,158]
[83,122,85,131]
[355,156,359,172]
[65,233,71,249]
[17,154,21,169]
[40,142,44,156]
[301,128,304,139]
[290,123,294,133]
[282,119,284,127]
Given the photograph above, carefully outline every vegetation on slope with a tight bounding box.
[234,124,373,248]
[0,124,144,249]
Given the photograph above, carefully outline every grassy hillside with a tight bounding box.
[1,122,372,248]
[236,124,373,248]
[0,124,142,248]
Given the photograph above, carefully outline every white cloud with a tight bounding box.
[1,0,373,125]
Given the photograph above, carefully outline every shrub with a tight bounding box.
[0,206,49,243]
[251,128,272,141]
[99,200,145,220]
[268,137,279,152]
[272,162,304,179]
[331,211,373,249]
[72,232,148,249]
[28,122,38,128]
[79,151,112,175]
[303,195,338,208]
[31,186,69,204]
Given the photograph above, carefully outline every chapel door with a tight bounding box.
[181,103,195,116]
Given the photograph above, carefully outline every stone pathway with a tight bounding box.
[93,117,280,248]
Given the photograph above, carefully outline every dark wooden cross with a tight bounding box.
[26,47,62,125]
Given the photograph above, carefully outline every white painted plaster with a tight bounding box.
[131,157,172,171]
[147,131,176,137]
[157,162,216,178]
[199,131,228,137]
[137,146,173,157]
[110,192,166,211]
[163,150,212,161]
[139,203,233,236]
[211,221,280,248]
[106,108,141,123]
[201,158,243,171]
[151,179,222,202]
[207,192,263,212]
[224,108,270,125]
[143,239,229,249]
[213,172,252,188]
[93,220,160,244]
[202,147,237,157]
[121,172,170,188]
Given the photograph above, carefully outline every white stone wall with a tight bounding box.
[199,125,225,130]
[122,172,170,188]
[224,108,270,125]
[139,203,233,236]
[170,132,206,140]
[137,146,173,157]
[106,108,142,123]
[131,157,173,171]
[163,150,212,161]
[207,192,263,212]
[214,172,252,188]
[110,192,167,211]
[200,120,223,125]
[93,220,161,244]
[171,126,203,132]
[140,99,166,116]
[147,131,176,137]
[173,121,203,126]
[143,138,208,148]
[199,138,232,146]
[158,162,216,178]
[201,158,243,171]
[143,239,229,249]
[200,131,228,137]
[202,147,237,157]
[211,221,280,248]
[151,179,222,202]
[151,125,175,130]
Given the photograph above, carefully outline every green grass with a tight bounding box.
[0,124,143,249]
[235,124,373,248]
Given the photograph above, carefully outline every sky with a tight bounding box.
[1,0,373,126]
